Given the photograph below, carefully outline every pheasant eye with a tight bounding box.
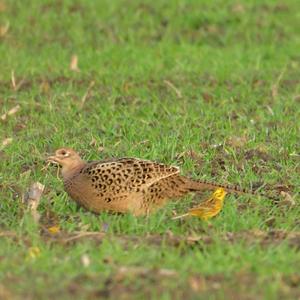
[60,150,68,156]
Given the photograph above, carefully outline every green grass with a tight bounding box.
[0,0,300,299]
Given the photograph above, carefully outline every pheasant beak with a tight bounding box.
[46,155,62,165]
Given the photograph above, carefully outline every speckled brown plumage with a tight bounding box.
[47,148,247,216]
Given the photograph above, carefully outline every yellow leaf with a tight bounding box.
[27,247,41,259]
[48,225,60,234]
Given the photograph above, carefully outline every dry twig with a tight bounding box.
[164,80,182,98]
[80,81,95,108]
[23,182,45,223]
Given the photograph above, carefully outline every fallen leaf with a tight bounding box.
[81,254,91,267]
[48,225,60,234]
[189,275,207,292]
[1,104,21,121]
[27,247,41,259]
[70,54,80,72]
[1,137,13,149]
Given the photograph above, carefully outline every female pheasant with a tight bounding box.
[47,148,247,216]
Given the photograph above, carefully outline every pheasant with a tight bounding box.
[47,148,248,216]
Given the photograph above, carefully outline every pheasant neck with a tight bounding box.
[61,160,86,180]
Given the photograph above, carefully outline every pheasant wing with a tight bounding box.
[80,157,180,193]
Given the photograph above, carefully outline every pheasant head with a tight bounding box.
[47,148,85,179]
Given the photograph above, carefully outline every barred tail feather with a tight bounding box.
[185,177,250,195]
[156,175,251,201]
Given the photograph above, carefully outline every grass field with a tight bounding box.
[1,0,300,299]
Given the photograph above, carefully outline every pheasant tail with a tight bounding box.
[160,175,248,199]
[184,177,248,195]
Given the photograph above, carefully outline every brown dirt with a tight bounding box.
[1,229,297,250]
[1,227,299,250]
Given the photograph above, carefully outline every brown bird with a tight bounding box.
[47,148,248,216]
